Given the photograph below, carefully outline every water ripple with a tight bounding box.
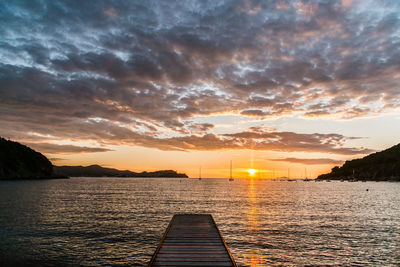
[1,178,399,266]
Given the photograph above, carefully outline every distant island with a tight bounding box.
[0,137,188,179]
[54,165,188,178]
[317,143,400,181]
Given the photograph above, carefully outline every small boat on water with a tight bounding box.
[198,166,202,180]
[303,168,309,181]
[229,160,234,181]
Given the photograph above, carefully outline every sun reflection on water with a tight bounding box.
[243,178,266,266]
[247,179,259,231]
[243,252,266,267]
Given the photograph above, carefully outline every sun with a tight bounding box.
[248,168,257,176]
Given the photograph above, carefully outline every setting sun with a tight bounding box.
[248,168,257,176]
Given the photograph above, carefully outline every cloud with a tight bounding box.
[103,8,118,18]
[49,157,66,163]
[268,157,344,165]
[240,109,273,117]
[7,120,372,155]
[24,143,113,154]
[0,0,399,153]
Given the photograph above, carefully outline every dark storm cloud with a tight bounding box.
[1,0,399,153]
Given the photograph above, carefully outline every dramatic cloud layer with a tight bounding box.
[1,0,399,154]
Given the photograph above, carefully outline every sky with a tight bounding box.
[1,0,399,178]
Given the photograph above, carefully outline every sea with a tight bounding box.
[0,178,399,266]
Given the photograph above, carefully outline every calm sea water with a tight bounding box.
[1,178,399,266]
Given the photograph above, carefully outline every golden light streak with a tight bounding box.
[243,179,265,266]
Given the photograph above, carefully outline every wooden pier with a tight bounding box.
[148,214,236,266]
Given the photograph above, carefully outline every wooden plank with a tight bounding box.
[160,247,224,250]
[157,254,230,257]
[154,262,233,266]
[148,214,236,267]
[155,257,230,262]
[159,249,228,253]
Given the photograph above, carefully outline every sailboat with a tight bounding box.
[199,166,202,180]
[303,167,311,181]
[229,160,234,181]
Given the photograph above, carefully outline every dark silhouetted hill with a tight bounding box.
[0,137,54,179]
[317,143,400,181]
[54,165,188,178]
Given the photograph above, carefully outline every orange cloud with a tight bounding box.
[269,157,343,165]
[103,8,118,18]
[295,1,318,18]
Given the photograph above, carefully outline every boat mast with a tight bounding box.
[230,160,232,179]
